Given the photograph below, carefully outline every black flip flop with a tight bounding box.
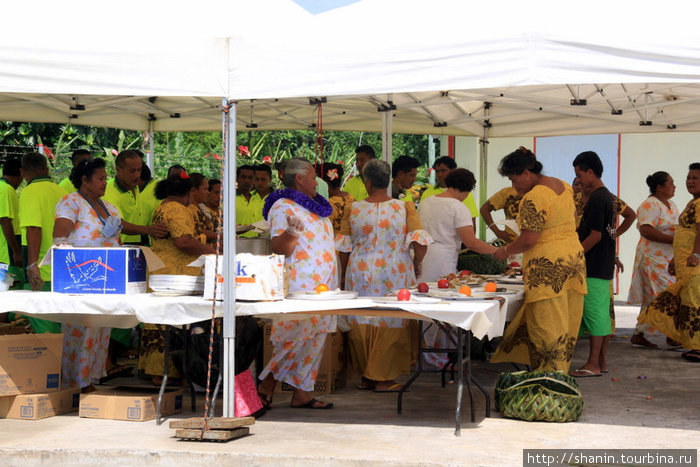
[99,365,133,384]
[257,392,273,410]
[290,398,333,409]
[681,350,700,362]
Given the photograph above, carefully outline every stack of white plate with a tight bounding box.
[149,275,205,296]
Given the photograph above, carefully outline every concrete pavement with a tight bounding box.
[0,306,698,466]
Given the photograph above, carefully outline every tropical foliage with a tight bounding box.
[0,122,439,185]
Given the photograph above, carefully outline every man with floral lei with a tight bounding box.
[256,158,336,410]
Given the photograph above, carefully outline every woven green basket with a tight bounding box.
[494,370,583,422]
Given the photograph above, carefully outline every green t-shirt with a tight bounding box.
[18,176,67,281]
[0,178,20,265]
[419,185,479,218]
[139,179,161,229]
[343,175,368,201]
[238,191,268,238]
[58,177,77,194]
[103,178,149,244]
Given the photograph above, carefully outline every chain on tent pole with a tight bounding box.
[199,101,231,437]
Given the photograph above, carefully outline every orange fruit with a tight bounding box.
[484,282,497,292]
[458,285,472,296]
[315,283,330,294]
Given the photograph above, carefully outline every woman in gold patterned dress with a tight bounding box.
[639,163,700,361]
[138,173,217,382]
[491,147,587,372]
[188,173,217,244]
[321,162,354,234]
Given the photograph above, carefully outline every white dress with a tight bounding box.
[417,195,473,281]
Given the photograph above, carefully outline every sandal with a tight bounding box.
[630,333,657,349]
[258,391,273,410]
[357,377,376,390]
[681,350,700,362]
[290,398,333,409]
[99,365,134,384]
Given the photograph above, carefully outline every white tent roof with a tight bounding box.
[1,0,700,137]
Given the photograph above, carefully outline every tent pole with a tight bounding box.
[381,109,393,195]
[147,120,155,172]
[428,135,436,185]
[478,103,491,241]
[222,98,237,418]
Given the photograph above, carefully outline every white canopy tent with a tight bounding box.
[3,0,700,417]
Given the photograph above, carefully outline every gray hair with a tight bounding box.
[282,158,314,188]
[362,159,390,189]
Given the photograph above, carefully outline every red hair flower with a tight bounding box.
[179,171,190,180]
[336,160,343,165]
[326,168,339,180]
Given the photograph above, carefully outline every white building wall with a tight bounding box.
[449,132,700,300]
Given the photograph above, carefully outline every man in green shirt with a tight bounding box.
[236,164,258,237]
[419,156,479,218]
[58,149,91,193]
[0,158,23,271]
[240,163,273,238]
[342,145,375,201]
[103,150,167,245]
[391,155,420,201]
[19,152,67,333]
[137,160,160,231]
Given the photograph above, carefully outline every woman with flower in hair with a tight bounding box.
[336,159,431,392]
[256,158,337,409]
[321,162,354,234]
[138,172,216,383]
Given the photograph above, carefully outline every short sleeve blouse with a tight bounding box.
[55,192,122,247]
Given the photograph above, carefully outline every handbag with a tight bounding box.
[494,370,584,422]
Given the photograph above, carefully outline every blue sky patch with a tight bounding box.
[292,0,360,14]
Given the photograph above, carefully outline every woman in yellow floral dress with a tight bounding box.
[138,173,216,381]
[336,159,430,392]
[639,163,700,361]
[491,147,586,372]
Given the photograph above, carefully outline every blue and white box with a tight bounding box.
[51,246,147,294]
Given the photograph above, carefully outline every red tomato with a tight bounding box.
[437,279,450,289]
[417,282,429,293]
[397,289,411,301]
[459,270,472,277]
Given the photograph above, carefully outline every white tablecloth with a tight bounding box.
[0,291,518,339]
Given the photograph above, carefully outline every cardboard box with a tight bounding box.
[50,246,147,294]
[262,323,346,394]
[0,334,62,396]
[0,387,80,419]
[192,253,286,301]
[79,387,183,421]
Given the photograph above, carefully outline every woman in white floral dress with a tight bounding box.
[336,159,431,392]
[257,158,337,409]
[628,171,679,348]
[53,158,123,391]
